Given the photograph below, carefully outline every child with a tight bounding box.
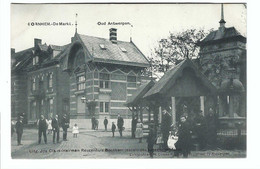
[72,123,79,138]
[111,122,116,137]
[47,118,52,134]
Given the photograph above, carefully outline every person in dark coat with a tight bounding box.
[15,116,24,146]
[37,115,48,144]
[175,116,192,158]
[104,117,108,131]
[131,116,138,138]
[117,115,124,137]
[205,108,218,149]
[194,110,207,150]
[161,109,172,151]
[91,116,96,130]
[61,114,69,141]
[147,125,156,158]
[111,122,116,137]
[52,115,60,144]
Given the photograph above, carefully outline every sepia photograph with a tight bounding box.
[9,3,248,160]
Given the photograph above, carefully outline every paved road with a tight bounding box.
[11,128,246,159]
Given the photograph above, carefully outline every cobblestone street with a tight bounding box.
[11,128,246,159]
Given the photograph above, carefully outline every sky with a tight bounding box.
[11,3,246,56]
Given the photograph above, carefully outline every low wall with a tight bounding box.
[70,119,132,130]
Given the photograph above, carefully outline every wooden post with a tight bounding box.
[200,96,205,116]
[171,97,176,126]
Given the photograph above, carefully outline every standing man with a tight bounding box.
[117,114,124,137]
[61,114,69,141]
[37,115,48,144]
[131,116,138,138]
[161,109,172,151]
[15,116,24,146]
[91,116,96,130]
[147,125,156,158]
[206,108,218,149]
[103,117,108,131]
[194,110,207,150]
[52,115,60,144]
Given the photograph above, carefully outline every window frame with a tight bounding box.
[99,73,110,89]
[77,74,86,91]
[99,101,110,113]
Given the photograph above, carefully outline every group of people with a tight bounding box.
[91,115,125,138]
[13,114,80,146]
[111,115,125,137]
[146,107,218,158]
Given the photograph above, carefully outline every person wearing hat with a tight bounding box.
[61,114,70,141]
[15,116,24,146]
[117,114,124,137]
[147,125,156,158]
[52,115,60,144]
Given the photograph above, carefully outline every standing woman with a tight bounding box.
[175,116,192,158]
[135,119,143,143]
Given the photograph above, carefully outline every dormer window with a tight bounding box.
[120,47,127,53]
[33,56,39,65]
[99,44,106,50]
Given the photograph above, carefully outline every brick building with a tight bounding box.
[62,28,151,128]
[11,28,151,128]
[11,39,70,123]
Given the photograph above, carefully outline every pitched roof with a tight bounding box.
[11,48,34,71]
[77,34,150,67]
[38,44,48,51]
[49,44,66,51]
[198,27,246,45]
[126,80,155,107]
[144,59,217,98]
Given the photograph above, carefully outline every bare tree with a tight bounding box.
[148,28,211,76]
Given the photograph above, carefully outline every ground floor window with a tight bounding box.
[100,102,109,113]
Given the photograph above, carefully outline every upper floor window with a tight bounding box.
[32,78,36,91]
[127,75,137,88]
[48,73,53,88]
[33,56,39,65]
[99,73,110,89]
[77,75,85,90]
[127,76,136,82]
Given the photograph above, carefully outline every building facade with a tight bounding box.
[11,39,70,123]
[62,28,151,127]
[11,28,151,128]
[197,6,246,127]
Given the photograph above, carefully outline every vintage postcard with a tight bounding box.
[10,3,246,160]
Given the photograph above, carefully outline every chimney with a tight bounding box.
[11,48,15,55]
[109,28,117,44]
[34,38,42,47]
[71,37,75,43]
